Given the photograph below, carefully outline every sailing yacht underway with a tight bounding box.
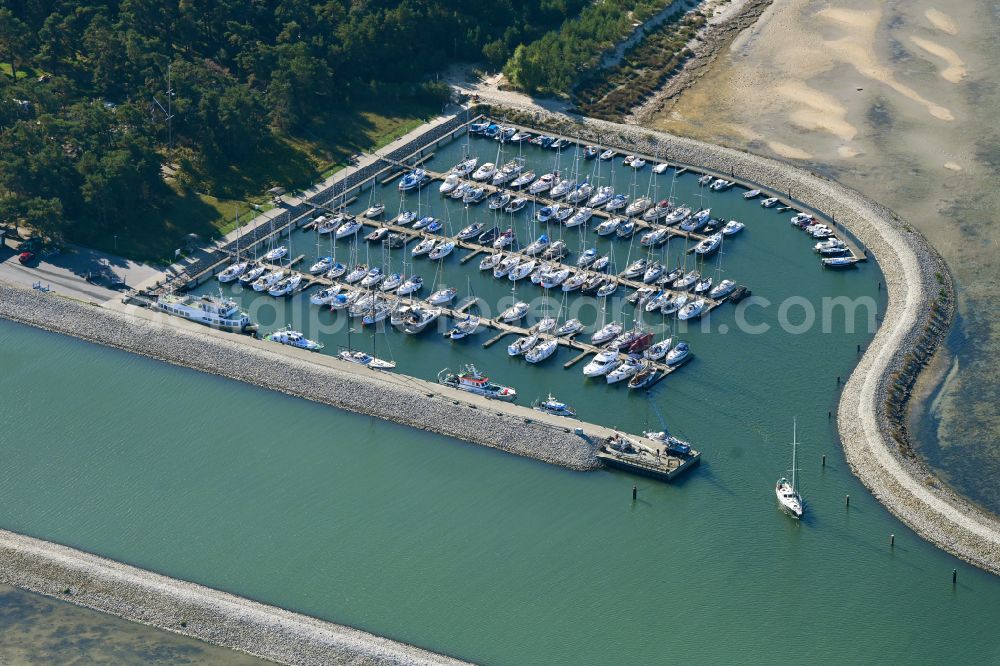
[775,419,804,518]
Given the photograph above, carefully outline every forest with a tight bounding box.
[0,0,587,258]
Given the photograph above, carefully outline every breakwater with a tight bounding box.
[470,100,1000,574]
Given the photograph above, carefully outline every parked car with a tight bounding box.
[18,251,35,265]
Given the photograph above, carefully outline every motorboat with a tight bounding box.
[652,163,669,174]
[549,138,570,150]
[722,220,745,236]
[565,207,593,227]
[359,267,384,288]
[444,315,481,340]
[606,357,642,384]
[338,350,396,369]
[511,170,536,189]
[599,149,615,161]
[744,189,761,199]
[592,322,624,345]
[588,186,615,208]
[507,333,539,356]
[693,233,723,256]
[423,287,455,307]
[397,275,424,295]
[495,126,516,142]
[218,261,248,283]
[815,238,847,254]
[625,197,653,217]
[790,212,814,226]
[457,222,484,240]
[533,394,576,417]
[524,234,550,256]
[438,364,516,401]
[263,246,288,262]
[555,318,583,337]
[677,298,705,321]
[698,174,713,186]
[508,259,537,282]
[440,173,460,194]
[525,338,558,363]
[664,341,691,366]
[709,178,732,191]
[627,362,657,389]
[583,350,622,377]
[499,301,529,322]
[505,197,528,213]
[529,173,558,194]
[239,263,267,284]
[428,240,456,260]
[411,237,436,256]
[450,157,478,177]
[509,131,532,143]
[823,256,860,269]
[709,279,737,299]
[364,203,385,218]
[761,197,779,208]
[394,210,418,226]
[644,337,672,361]
[463,187,487,204]
[398,168,429,191]
[335,219,362,238]
[605,194,629,211]
[308,257,334,275]
[530,135,554,147]
[478,226,501,244]
[494,254,520,278]
[472,162,497,181]
[664,206,691,225]
[630,157,647,170]
[620,258,648,280]
[266,327,323,351]
[310,285,342,305]
[623,155,635,166]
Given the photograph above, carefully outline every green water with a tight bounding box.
[2,136,999,664]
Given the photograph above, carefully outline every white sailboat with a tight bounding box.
[776,419,804,518]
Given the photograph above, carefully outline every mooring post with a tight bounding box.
[890,534,895,547]
[822,454,826,468]
[837,376,841,385]
[846,494,850,508]
[953,569,958,584]
[632,485,637,501]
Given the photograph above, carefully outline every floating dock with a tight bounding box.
[596,434,701,482]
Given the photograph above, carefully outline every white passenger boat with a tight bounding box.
[153,292,252,331]
[479,253,503,271]
[493,255,520,278]
[359,267,384,288]
[492,160,523,186]
[396,305,441,334]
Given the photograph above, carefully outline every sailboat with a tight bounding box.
[776,419,804,518]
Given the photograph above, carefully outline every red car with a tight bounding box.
[18,251,35,265]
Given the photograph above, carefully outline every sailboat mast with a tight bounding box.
[792,418,798,491]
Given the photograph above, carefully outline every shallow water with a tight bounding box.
[2,137,999,662]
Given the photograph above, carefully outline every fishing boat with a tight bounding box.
[533,394,576,417]
[398,169,429,191]
[761,197,779,208]
[335,219,362,238]
[450,157,478,177]
[427,287,457,305]
[511,170,536,189]
[652,163,670,174]
[263,246,288,262]
[776,420,805,518]
[444,315,481,340]
[555,318,583,336]
[218,261,248,283]
[397,275,424,295]
[605,193,629,211]
[722,220,745,236]
[364,203,385,218]
[440,173,460,194]
[504,197,528,213]
[457,222,484,240]
[266,326,323,351]
[664,341,691,366]
[428,240,455,260]
[583,350,622,377]
[463,187,486,204]
[529,173,558,194]
[338,349,395,369]
[709,279,737,299]
[822,256,860,269]
[592,322,624,345]
[744,189,761,199]
[588,185,615,208]
[507,333,539,356]
[438,364,516,401]
[628,362,657,389]
[499,301,529,322]
[472,162,497,181]
[525,338,558,363]
[607,357,642,384]
[677,298,705,320]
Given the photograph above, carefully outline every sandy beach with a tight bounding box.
[646,0,1000,516]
